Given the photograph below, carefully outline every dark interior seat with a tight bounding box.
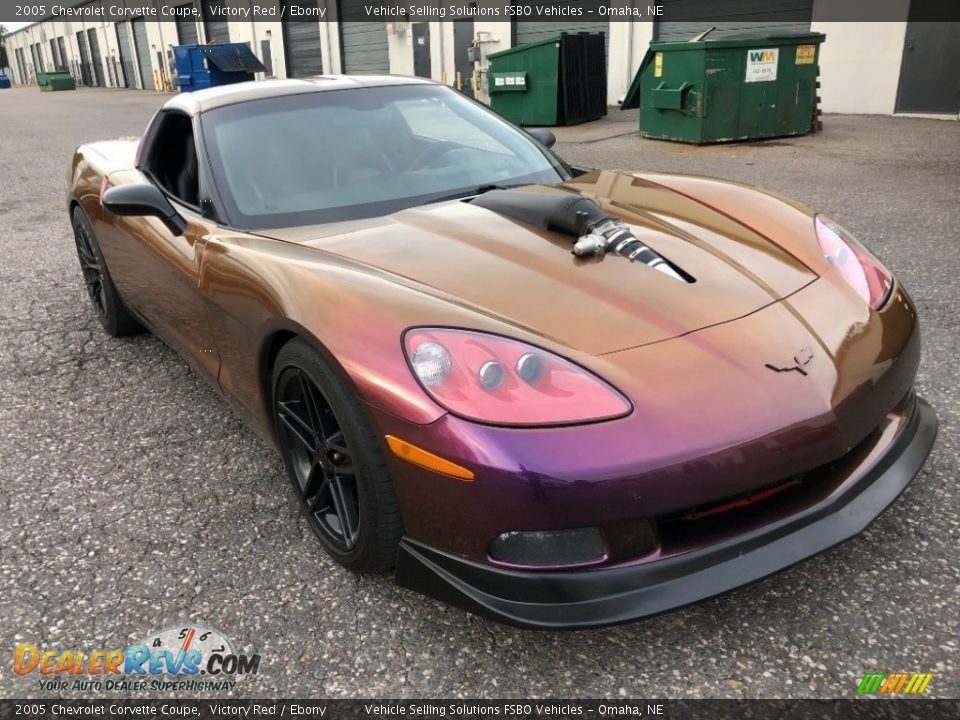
[175,133,199,207]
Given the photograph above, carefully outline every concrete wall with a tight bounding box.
[812,12,910,114]
[608,20,654,105]
[3,14,932,119]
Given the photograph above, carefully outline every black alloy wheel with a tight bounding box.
[74,220,107,320]
[272,339,403,572]
[276,366,361,552]
[71,207,142,337]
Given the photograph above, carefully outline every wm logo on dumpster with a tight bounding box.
[856,672,933,694]
[749,50,778,63]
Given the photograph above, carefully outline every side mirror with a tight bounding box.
[103,182,187,236]
[528,128,557,148]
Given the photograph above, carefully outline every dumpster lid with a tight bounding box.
[650,31,825,50]
[487,31,605,60]
[487,34,562,60]
[621,47,654,110]
[197,44,267,73]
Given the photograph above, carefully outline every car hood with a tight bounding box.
[265,170,818,355]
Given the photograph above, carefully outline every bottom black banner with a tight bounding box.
[1,699,958,720]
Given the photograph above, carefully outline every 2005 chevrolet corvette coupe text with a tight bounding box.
[68,76,937,629]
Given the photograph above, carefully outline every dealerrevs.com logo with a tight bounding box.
[15,625,261,693]
[856,672,934,695]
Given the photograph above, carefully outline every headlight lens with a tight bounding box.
[403,328,631,426]
[815,215,893,309]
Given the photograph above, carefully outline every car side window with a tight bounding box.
[142,111,201,209]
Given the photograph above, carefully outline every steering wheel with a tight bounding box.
[408,141,463,170]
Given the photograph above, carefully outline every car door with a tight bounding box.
[99,110,221,385]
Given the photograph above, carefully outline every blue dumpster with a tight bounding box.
[174,43,267,92]
[0,75,12,89]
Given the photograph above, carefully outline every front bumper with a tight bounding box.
[394,396,937,629]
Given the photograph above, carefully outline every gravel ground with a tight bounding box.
[0,87,957,700]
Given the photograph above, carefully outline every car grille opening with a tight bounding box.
[654,419,890,556]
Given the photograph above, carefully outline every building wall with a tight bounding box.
[812,4,910,114]
[2,14,935,119]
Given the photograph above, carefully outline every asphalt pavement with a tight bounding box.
[0,87,957,699]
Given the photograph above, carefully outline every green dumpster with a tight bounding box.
[37,71,77,91]
[622,32,825,143]
[487,32,606,126]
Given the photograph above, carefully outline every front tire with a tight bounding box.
[71,206,142,337]
[272,338,403,572]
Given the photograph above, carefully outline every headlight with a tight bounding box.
[815,215,893,309]
[403,328,631,426]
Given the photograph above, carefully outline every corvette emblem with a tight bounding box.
[766,347,814,376]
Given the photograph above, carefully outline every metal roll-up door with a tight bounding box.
[514,2,608,55]
[176,3,200,46]
[50,39,61,71]
[16,48,28,83]
[201,0,230,43]
[116,22,136,88]
[131,18,156,90]
[86,28,105,86]
[57,37,67,72]
[656,0,813,42]
[75,31,92,85]
[35,43,48,72]
[282,2,324,78]
[338,1,389,75]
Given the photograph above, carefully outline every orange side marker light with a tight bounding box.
[385,436,474,481]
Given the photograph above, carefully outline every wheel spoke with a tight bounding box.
[296,370,322,435]
[96,284,107,313]
[329,477,360,548]
[303,462,329,503]
[277,400,316,455]
[77,250,99,271]
[324,430,352,461]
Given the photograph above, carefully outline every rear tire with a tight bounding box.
[71,206,142,337]
[273,338,403,573]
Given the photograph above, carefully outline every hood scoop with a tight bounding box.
[470,189,692,282]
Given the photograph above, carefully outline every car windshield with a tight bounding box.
[200,83,571,229]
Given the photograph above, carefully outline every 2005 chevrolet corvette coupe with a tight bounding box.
[69,76,937,628]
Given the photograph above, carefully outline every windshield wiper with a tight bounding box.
[426,183,526,205]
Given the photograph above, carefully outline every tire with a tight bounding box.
[71,206,142,337]
[272,338,403,572]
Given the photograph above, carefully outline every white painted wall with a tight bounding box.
[387,23,415,77]
[6,16,926,116]
[472,21,511,103]
[812,19,909,114]
[608,20,653,105]
[811,0,910,115]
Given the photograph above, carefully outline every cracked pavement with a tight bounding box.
[0,87,957,700]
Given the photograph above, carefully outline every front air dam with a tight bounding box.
[394,396,937,630]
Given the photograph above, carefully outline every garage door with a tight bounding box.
[201,0,230,43]
[131,18,156,90]
[282,3,324,78]
[338,5,389,75]
[116,22,136,88]
[514,3,608,55]
[656,0,813,42]
[75,31,92,85]
[16,47,27,84]
[176,5,200,46]
[86,28,105,86]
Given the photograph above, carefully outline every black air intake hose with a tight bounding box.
[471,189,685,281]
